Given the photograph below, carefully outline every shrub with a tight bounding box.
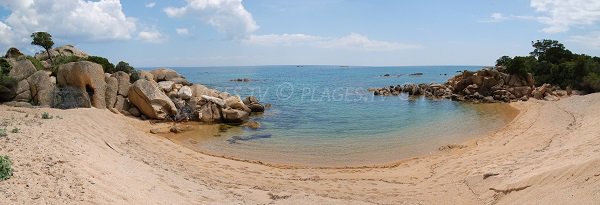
[0,58,11,75]
[0,128,6,137]
[0,75,17,102]
[583,72,600,92]
[86,56,114,73]
[11,127,19,133]
[51,55,83,76]
[114,61,134,74]
[27,56,44,70]
[130,69,140,83]
[506,56,536,77]
[41,112,53,119]
[0,155,13,181]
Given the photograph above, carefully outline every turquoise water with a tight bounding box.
[167,66,515,167]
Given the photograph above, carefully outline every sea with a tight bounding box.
[160,66,516,167]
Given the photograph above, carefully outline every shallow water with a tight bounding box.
[162,66,517,167]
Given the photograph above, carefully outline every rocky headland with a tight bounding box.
[369,66,573,103]
[0,46,265,125]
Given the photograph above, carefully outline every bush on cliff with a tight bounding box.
[0,58,10,75]
[86,56,115,73]
[50,55,83,76]
[115,61,134,74]
[496,39,600,92]
[27,56,44,70]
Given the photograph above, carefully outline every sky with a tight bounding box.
[0,0,600,67]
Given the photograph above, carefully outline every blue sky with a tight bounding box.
[1,0,599,67]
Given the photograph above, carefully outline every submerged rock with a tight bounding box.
[226,134,272,144]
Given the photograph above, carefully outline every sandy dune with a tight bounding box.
[1,93,600,204]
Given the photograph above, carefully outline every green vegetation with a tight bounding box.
[27,56,44,70]
[496,39,600,93]
[0,58,11,75]
[0,155,13,181]
[115,61,134,74]
[86,56,115,73]
[31,32,55,63]
[50,55,83,76]
[41,112,53,119]
[0,128,6,137]
[11,127,19,133]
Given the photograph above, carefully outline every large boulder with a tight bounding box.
[178,86,192,100]
[128,79,177,120]
[511,86,532,98]
[114,95,130,113]
[57,61,107,108]
[221,108,249,123]
[13,80,31,102]
[0,81,16,102]
[8,59,37,81]
[111,71,130,96]
[158,81,174,92]
[138,71,154,82]
[198,102,222,122]
[191,84,220,98]
[105,76,118,108]
[224,96,251,113]
[35,45,88,61]
[150,68,179,82]
[201,95,225,107]
[27,70,55,107]
[53,86,91,109]
[4,47,24,59]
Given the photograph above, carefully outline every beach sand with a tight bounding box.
[1,93,599,204]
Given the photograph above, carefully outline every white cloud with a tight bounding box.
[145,2,156,8]
[244,33,420,52]
[482,13,509,23]
[531,0,600,33]
[164,0,258,39]
[0,0,137,47]
[138,31,166,43]
[570,32,600,48]
[176,28,190,35]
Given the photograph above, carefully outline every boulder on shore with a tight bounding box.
[57,61,107,108]
[8,59,37,81]
[128,79,177,120]
[27,70,55,107]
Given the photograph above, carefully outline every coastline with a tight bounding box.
[1,94,599,204]
[159,102,521,169]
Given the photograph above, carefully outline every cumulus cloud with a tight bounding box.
[164,0,258,39]
[244,33,420,52]
[145,2,156,8]
[176,28,190,35]
[0,0,137,46]
[138,31,166,43]
[531,0,600,33]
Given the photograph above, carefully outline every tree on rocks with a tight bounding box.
[31,32,55,64]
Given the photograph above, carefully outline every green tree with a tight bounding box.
[530,39,573,64]
[114,61,134,74]
[31,32,55,63]
[496,56,512,66]
[506,56,536,77]
[86,56,115,73]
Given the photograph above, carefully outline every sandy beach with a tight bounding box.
[1,93,600,204]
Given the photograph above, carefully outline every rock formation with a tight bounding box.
[370,67,569,103]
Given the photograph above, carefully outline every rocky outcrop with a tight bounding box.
[27,70,55,107]
[105,76,118,108]
[128,79,178,120]
[370,67,568,103]
[57,61,106,108]
[13,80,31,102]
[8,60,37,81]
[35,45,89,61]
[4,47,24,59]
[111,71,130,97]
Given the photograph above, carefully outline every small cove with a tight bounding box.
[159,66,519,167]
